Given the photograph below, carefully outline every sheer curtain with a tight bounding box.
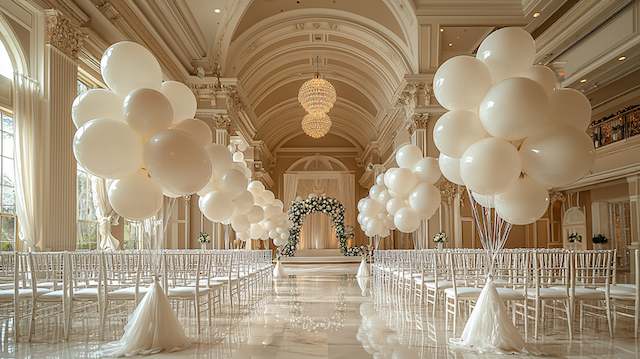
[91,176,120,250]
[13,73,41,250]
[300,212,337,249]
[283,174,298,210]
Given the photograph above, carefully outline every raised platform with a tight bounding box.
[279,249,361,264]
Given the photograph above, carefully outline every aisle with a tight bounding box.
[8,263,640,358]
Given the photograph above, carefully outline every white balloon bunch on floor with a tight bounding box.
[357,144,442,236]
[72,41,211,221]
[433,27,595,224]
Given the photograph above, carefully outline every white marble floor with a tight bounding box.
[1,263,638,358]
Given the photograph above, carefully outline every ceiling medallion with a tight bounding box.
[301,112,332,139]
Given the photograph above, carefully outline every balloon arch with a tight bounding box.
[280,195,365,257]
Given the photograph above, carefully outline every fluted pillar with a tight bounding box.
[40,11,83,251]
[409,113,430,249]
[627,175,640,282]
[214,115,231,249]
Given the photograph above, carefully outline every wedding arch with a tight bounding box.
[281,195,364,257]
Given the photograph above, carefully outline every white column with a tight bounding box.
[214,115,231,249]
[627,175,640,282]
[409,113,429,249]
[40,11,82,251]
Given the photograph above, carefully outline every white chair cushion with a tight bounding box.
[526,288,569,299]
[424,280,464,289]
[496,287,525,300]
[39,289,66,301]
[0,287,51,300]
[72,287,99,300]
[598,285,636,299]
[108,286,149,299]
[445,287,482,298]
[168,286,209,298]
[573,286,606,299]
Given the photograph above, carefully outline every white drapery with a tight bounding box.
[300,212,337,249]
[284,172,355,250]
[13,73,41,250]
[91,176,120,250]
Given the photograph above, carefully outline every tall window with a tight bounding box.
[0,110,15,251]
[76,80,99,250]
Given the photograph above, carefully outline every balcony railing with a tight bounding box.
[590,104,640,148]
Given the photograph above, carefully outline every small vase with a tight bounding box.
[201,243,208,250]
[437,242,444,250]
[594,243,605,250]
[567,242,576,250]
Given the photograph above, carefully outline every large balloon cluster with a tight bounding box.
[433,27,595,225]
[72,41,212,220]
[357,144,442,236]
[196,149,290,246]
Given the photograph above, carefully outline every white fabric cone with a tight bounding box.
[449,279,526,353]
[356,258,370,278]
[101,279,190,357]
[273,261,287,279]
[356,276,370,296]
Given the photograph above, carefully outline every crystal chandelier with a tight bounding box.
[301,112,332,139]
[298,77,336,114]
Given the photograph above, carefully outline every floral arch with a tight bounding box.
[281,194,364,257]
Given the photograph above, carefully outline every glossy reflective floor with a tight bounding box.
[1,263,638,358]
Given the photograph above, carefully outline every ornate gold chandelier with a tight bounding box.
[301,112,332,139]
[298,57,336,139]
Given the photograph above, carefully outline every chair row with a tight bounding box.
[0,249,273,341]
[372,248,639,339]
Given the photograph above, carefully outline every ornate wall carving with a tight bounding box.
[45,10,85,58]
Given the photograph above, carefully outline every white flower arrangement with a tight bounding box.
[433,232,447,243]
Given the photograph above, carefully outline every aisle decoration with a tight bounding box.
[433,232,447,249]
[281,194,365,256]
[356,144,442,247]
[72,41,211,356]
[432,27,595,353]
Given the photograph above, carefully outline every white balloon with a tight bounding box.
[472,192,495,208]
[205,143,233,178]
[393,207,420,233]
[231,214,250,232]
[520,124,595,187]
[369,184,385,199]
[172,119,212,147]
[357,213,367,225]
[438,153,464,185]
[408,183,441,219]
[160,81,197,123]
[434,111,488,157]
[366,219,385,237]
[433,55,492,111]
[376,190,392,204]
[523,65,559,95]
[479,77,549,141]
[395,144,422,169]
[375,173,385,186]
[262,191,275,204]
[73,118,142,179]
[144,129,212,195]
[384,168,418,197]
[360,198,383,217]
[72,89,123,128]
[386,198,406,216]
[220,169,248,198]
[249,223,265,240]
[233,190,254,214]
[548,88,591,131]
[246,205,264,223]
[162,187,182,199]
[495,176,549,225]
[476,27,535,83]
[100,41,162,97]
[248,180,266,194]
[199,190,236,222]
[412,157,441,184]
[108,171,163,220]
[196,176,221,196]
[124,88,173,140]
[272,199,284,210]
[460,138,521,195]
[232,151,245,162]
[263,205,280,220]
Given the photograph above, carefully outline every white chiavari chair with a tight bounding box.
[164,251,211,334]
[573,249,614,337]
[0,252,21,340]
[66,252,103,339]
[444,250,486,335]
[603,249,638,337]
[27,252,68,341]
[526,249,573,340]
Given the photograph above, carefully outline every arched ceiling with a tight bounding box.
[222,0,418,152]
